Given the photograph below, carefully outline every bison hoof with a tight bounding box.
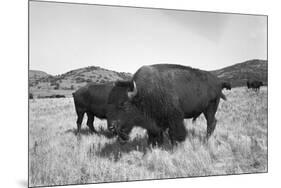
[90,130,98,135]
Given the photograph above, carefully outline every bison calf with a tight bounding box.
[72,82,113,135]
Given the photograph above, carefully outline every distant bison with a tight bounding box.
[107,64,226,146]
[221,82,231,90]
[247,80,263,91]
[29,93,34,99]
[37,95,65,99]
[54,94,65,98]
[50,94,65,98]
[72,82,114,134]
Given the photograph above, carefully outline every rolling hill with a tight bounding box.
[29,70,51,84]
[29,59,267,98]
[211,59,267,87]
[29,66,132,98]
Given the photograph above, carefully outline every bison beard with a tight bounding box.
[107,64,226,146]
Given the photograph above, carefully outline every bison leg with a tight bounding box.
[192,113,202,124]
[147,131,163,147]
[168,119,187,145]
[203,98,220,139]
[86,112,97,134]
[76,111,84,135]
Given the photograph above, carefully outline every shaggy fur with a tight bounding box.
[107,64,226,146]
[73,82,114,134]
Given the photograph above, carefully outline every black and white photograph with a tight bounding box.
[28,1,267,187]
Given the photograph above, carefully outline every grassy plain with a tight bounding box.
[29,87,267,187]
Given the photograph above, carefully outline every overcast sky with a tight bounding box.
[29,1,267,75]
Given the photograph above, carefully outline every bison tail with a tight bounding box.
[221,93,227,101]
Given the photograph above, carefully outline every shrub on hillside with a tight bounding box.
[75,77,86,83]
[86,79,92,83]
[99,79,106,84]
[53,83,60,90]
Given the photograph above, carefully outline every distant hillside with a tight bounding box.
[29,70,50,84]
[211,59,267,87]
[29,66,132,98]
[29,59,267,98]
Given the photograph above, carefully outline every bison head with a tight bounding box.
[106,80,140,143]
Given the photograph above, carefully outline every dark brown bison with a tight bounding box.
[221,82,231,90]
[29,93,34,99]
[72,82,114,134]
[49,94,65,98]
[107,64,226,146]
[247,80,263,91]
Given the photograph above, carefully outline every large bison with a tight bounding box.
[107,64,226,146]
[247,80,263,91]
[72,82,114,134]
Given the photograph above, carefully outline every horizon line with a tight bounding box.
[29,58,267,76]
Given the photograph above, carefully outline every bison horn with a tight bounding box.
[128,81,137,99]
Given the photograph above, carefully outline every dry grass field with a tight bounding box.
[29,87,267,187]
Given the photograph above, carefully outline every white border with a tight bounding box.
[1,0,279,188]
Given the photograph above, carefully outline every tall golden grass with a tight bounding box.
[29,87,267,187]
